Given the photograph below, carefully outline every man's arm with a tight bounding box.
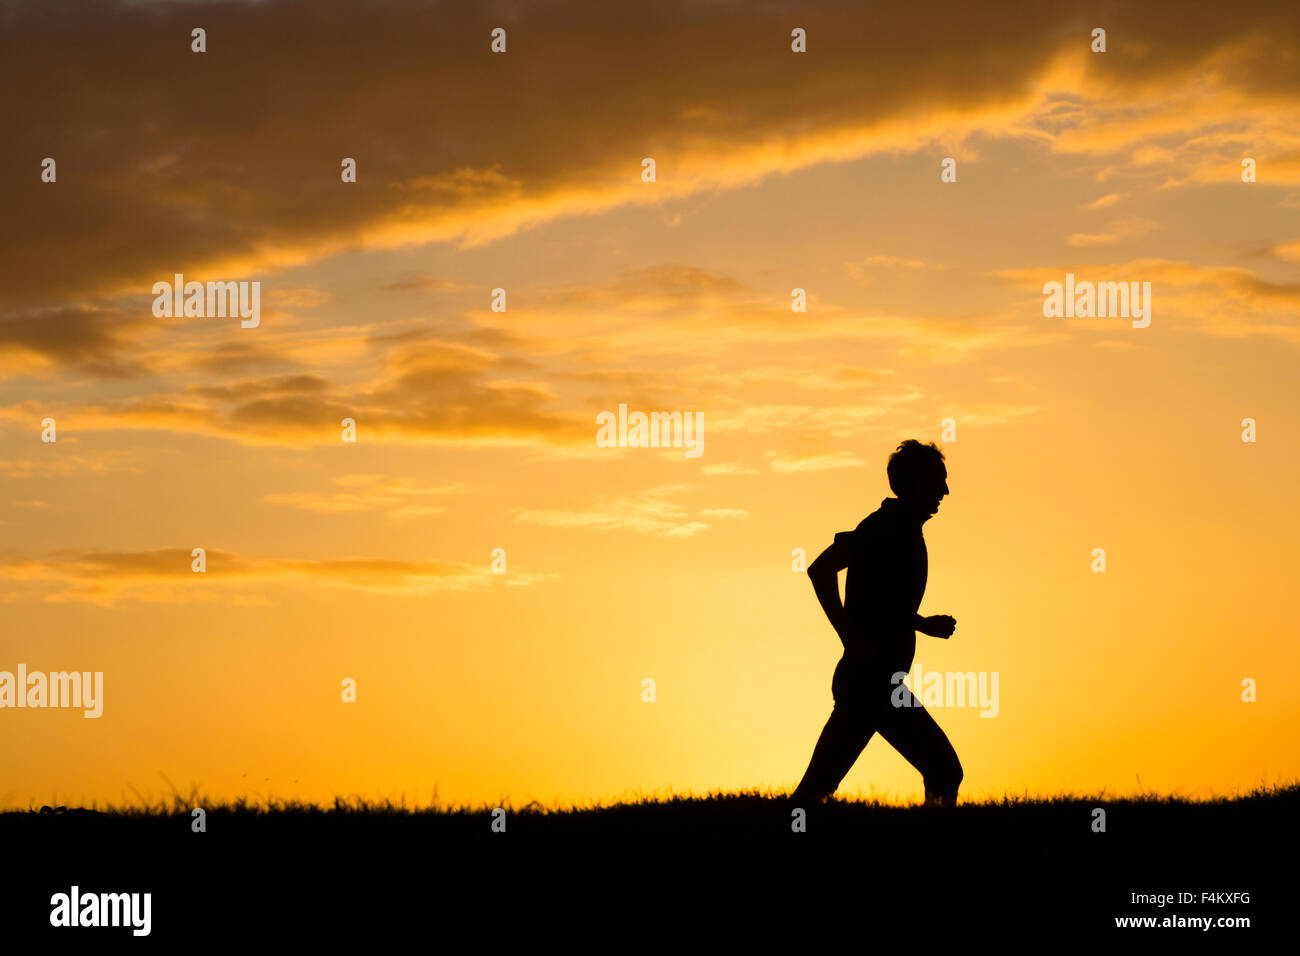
[808,537,852,645]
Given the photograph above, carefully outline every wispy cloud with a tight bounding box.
[514,486,712,538]
[263,475,466,518]
[767,452,865,473]
[0,547,547,606]
[997,259,1300,341]
[1066,217,1161,247]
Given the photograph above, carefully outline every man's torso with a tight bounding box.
[836,498,928,686]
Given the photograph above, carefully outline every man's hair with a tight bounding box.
[887,440,945,496]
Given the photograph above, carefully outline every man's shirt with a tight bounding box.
[834,497,928,677]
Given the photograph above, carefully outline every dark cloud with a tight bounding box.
[4,0,1295,314]
[0,343,586,446]
[0,306,153,376]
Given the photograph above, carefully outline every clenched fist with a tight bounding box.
[918,614,957,638]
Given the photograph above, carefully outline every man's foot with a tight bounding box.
[923,793,957,807]
[788,788,832,807]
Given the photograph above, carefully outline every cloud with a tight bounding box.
[0,547,543,605]
[767,452,865,473]
[263,475,465,518]
[535,265,750,314]
[485,265,1058,370]
[0,254,1065,451]
[9,499,50,510]
[0,454,140,479]
[0,340,589,448]
[1267,240,1300,262]
[997,259,1300,341]
[0,306,154,379]
[513,486,712,538]
[266,288,332,309]
[844,257,943,284]
[700,508,748,520]
[8,0,1297,328]
[702,462,759,476]
[380,273,459,293]
[1066,217,1161,247]
[1084,192,1129,210]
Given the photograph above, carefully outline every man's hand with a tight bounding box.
[917,614,956,638]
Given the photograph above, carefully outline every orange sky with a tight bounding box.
[2,0,1298,809]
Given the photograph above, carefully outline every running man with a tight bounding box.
[790,440,964,806]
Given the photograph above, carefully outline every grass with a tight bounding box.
[10,778,1295,818]
[7,782,1288,938]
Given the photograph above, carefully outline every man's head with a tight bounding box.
[887,440,949,517]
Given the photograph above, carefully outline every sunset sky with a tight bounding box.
[2,0,1298,810]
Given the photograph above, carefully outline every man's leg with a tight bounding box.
[875,689,963,804]
[790,703,875,805]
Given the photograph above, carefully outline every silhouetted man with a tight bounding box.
[791,440,964,806]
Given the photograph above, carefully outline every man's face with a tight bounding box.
[907,463,949,516]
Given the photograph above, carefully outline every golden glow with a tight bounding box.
[3,0,1298,810]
